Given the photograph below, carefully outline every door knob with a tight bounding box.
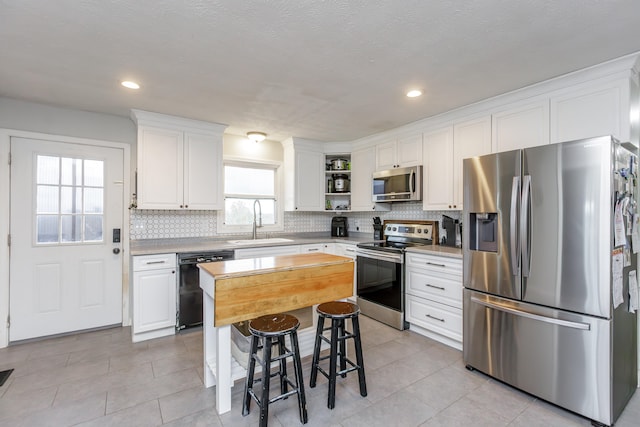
[113,248,121,254]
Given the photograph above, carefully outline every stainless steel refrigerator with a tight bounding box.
[462,136,637,426]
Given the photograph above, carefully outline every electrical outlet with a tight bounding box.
[354,219,360,231]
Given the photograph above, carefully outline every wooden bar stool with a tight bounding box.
[242,313,308,426]
[309,301,367,409]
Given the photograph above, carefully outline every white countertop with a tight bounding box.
[129,232,374,255]
[130,232,463,258]
[405,244,463,259]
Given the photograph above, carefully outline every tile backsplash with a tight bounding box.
[129,202,461,241]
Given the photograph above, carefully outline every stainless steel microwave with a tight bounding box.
[372,165,422,202]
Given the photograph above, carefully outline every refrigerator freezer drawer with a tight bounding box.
[463,289,612,425]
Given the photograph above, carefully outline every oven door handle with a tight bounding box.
[356,250,403,263]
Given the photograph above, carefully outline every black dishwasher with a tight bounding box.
[177,250,234,330]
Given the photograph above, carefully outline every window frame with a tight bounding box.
[219,158,284,234]
[33,153,105,246]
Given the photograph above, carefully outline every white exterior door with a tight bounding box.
[9,137,124,341]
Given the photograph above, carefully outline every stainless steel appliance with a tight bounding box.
[331,216,348,237]
[441,215,461,247]
[463,136,637,426]
[177,250,234,330]
[329,158,349,170]
[372,165,422,202]
[357,220,437,330]
[373,216,383,240]
[332,174,350,192]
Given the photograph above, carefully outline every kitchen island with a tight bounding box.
[198,252,354,414]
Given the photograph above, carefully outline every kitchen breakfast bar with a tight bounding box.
[198,252,354,414]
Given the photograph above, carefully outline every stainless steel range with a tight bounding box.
[356,220,437,330]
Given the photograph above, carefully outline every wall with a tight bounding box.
[0,97,136,144]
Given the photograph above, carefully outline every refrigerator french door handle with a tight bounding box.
[521,175,532,277]
[471,296,591,331]
[510,176,520,276]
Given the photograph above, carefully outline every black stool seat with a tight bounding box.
[317,301,361,318]
[310,301,367,409]
[243,313,308,426]
[249,313,300,336]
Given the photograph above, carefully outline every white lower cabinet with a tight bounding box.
[405,252,462,350]
[335,242,358,300]
[132,253,177,342]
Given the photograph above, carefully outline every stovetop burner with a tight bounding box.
[356,220,438,253]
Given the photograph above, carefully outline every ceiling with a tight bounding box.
[2,1,640,143]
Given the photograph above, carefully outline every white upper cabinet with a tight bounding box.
[423,126,455,210]
[132,110,226,210]
[375,134,423,170]
[350,145,390,212]
[492,100,550,152]
[183,132,224,210]
[282,138,324,211]
[452,115,492,209]
[550,77,630,144]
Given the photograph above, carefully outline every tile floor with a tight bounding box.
[0,316,639,426]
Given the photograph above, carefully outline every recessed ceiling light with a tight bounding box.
[406,89,422,98]
[247,131,267,142]
[121,81,140,90]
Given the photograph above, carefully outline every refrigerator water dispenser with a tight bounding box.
[469,212,498,252]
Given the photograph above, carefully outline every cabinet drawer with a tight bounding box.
[406,296,462,342]
[299,243,325,253]
[405,252,462,275]
[336,243,357,259]
[406,268,462,308]
[133,253,177,271]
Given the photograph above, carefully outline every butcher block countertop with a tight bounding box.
[198,252,354,326]
[198,252,353,279]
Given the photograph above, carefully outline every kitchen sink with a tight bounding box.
[227,238,294,245]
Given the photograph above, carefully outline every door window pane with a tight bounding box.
[37,186,59,213]
[36,215,59,243]
[61,187,82,214]
[61,215,82,242]
[84,160,104,187]
[36,156,59,185]
[84,216,103,241]
[84,188,103,213]
[35,155,105,244]
[61,157,82,186]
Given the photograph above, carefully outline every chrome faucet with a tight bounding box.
[252,199,262,239]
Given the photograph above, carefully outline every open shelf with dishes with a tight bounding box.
[325,154,352,211]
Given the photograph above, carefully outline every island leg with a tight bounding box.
[203,291,216,388]
[216,324,232,413]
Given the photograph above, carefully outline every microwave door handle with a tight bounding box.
[410,169,415,194]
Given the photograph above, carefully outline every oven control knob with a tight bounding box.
[417,229,422,233]
[392,227,397,231]
[386,226,391,231]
